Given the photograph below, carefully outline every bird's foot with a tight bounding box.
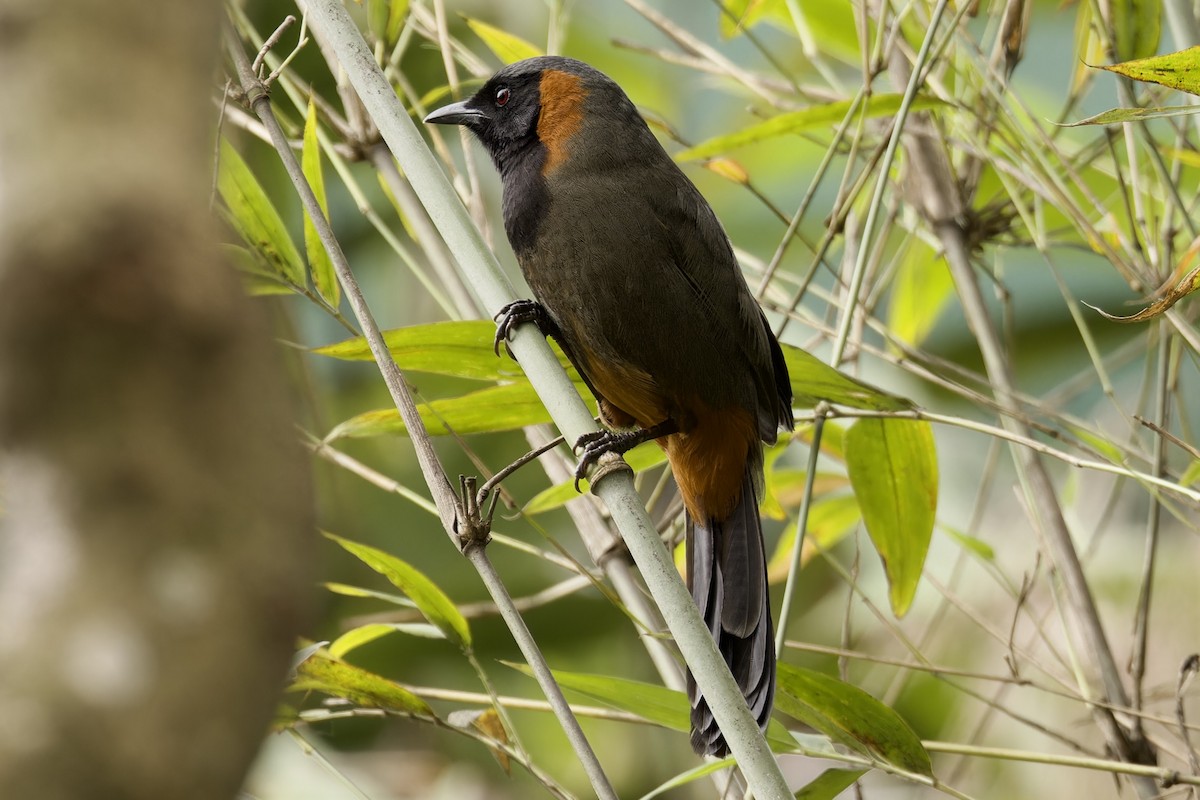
[572,419,678,491]
[493,299,555,358]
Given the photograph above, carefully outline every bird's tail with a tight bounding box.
[684,460,775,757]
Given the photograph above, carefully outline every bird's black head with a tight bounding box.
[424,56,644,179]
[425,57,657,253]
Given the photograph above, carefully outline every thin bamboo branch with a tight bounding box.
[1130,331,1172,720]
[923,741,1200,787]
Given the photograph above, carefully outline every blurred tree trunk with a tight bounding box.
[0,2,312,799]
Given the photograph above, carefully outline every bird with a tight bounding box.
[425,56,793,756]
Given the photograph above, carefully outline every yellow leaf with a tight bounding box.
[702,157,749,185]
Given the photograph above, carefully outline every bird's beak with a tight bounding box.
[423,100,488,126]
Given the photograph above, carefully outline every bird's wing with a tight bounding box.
[650,170,793,437]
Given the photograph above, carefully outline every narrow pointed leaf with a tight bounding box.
[887,241,952,348]
[329,623,397,658]
[844,418,937,617]
[1110,0,1161,62]
[291,648,433,716]
[504,662,690,730]
[1180,458,1200,487]
[217,137,305,285]
[776,663,931,776]
[325,533,471,649]
[794,768,868,799]
[327,380,595,440]
[367,0,388,41]
[329,622,444,659]
[314,320,574,381]
[783,345,912,411]
[501,662,798,753]
[386,0,410,44]
[302,98,339,308]
[638,758,736,800]
[323,581,417,607]
[1071,0,1103,94]
[767,494,862,582]
[222,243,293,296]
[677,94,942,161]
[1063,105,1200,127]
[943,527,995,562]
[718,0,787,38]
[1096,46,1200,96]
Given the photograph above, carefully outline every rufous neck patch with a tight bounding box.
[537,70,587,175]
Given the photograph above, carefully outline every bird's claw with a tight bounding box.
[572,430,632,492]
[493,299,549,358]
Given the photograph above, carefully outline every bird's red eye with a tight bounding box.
[495,87,511,107]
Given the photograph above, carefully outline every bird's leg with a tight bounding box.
[573,418,678,491]
[493,299,560,357]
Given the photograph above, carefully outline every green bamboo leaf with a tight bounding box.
[943,526,995,562]
[329,623,396,658]
[794,768,868,799]
[844,418,937,617]
[386,0,410,44]
[290,648,433,716]
[1071,0,1101,94]
[794,0,864,62]
[775,663,932,776]
[1181,458,1200,487]
[502,662,796,751]
[376,170,418,242]
[638,758,737,800]
[523,442,668,514]
[462,16,543,64]
[887,240,952,348]
[795,420,848,461]
[302,98,339,308]
[1111,0,1161,62]
[766,469,851,514]
[222,243,293,296]
[417,80,486,113]
[367,0,388,41]
[217,137,305,285]
[329,623,444,659]
[323,581,417,607]
[677,94,942,161]
[314,320,573,381]
[505,662,691,730]
[767,494,861,582]
[718,0,788,38]
[783,345,912,411]
[327,381,595,440]
[1069,425,1126,464]
[1096,45,1200,96]
[325,533,471,649]
[1062,105,1200,127]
